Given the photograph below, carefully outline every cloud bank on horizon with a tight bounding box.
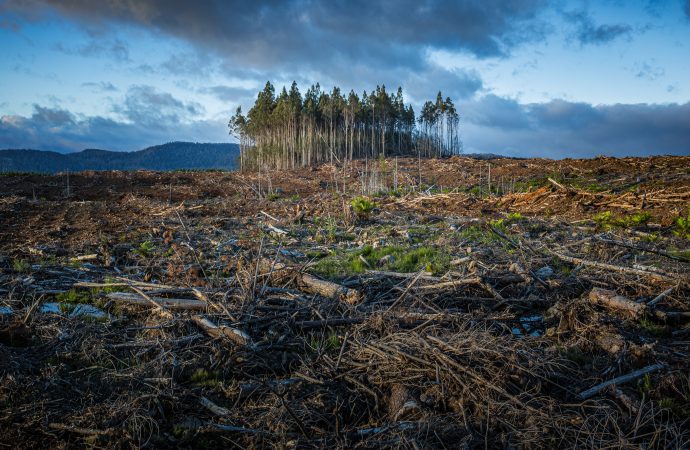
[0,0,689,158]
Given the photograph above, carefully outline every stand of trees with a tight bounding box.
[229,81,460,171]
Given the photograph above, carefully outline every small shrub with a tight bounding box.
[12,259,30,273]
[136,240,155,258]
[674,208,690,240]
[351,196,375,220]
[638,373,653,395]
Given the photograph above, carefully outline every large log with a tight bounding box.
[260,259,362,305]
[588,288,646,319]
[106,292,206,311]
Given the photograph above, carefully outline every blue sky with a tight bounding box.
[1,0,689,157]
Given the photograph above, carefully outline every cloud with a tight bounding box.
[684,0,690,19]
[113,85,205,128]
[198,85,258,103]
[0,104,228,152]
[632,61,665,81]
[2,0,550,74]
[405,67,483,103]
[3,96,688,158]
[81,81,118,92]
[564,10,632,45]
[461,96,690,157]
[53,37,130,61]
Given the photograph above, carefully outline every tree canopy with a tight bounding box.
[229,81,460,170]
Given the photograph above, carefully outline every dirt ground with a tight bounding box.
[0,155,689,448]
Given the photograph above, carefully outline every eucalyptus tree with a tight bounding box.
[229,81,460,171]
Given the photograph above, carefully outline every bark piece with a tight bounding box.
[588,288,646,319]
[192,315,254,348]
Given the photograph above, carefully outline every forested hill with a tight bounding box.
[0,142,239,173]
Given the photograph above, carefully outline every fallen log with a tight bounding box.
[413,277,482,292]
[588,288,646,319]
[192,315,254,348]
[551,250,683,281]
[578,363,665,400]
[261,259,362,305]
[106,292,206,311]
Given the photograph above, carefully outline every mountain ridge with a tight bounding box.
[0,142,239,173]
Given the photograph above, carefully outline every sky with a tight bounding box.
[0,0,689,158]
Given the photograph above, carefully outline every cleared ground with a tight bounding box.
[1,155,689,448]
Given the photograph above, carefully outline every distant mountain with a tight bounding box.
[0,142,240,173]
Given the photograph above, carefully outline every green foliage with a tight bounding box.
[12,259,30,273]
[136,240,155,258]
[312,244,450,279]
[673,208,690,240]
[266,192,281,201]
[593,211,651,230]
[189,368,221,388]
[309,333,340,353]
[639,317,669,337]
[56,288,92,305]
[561,346,592,366]
[351,196,376,220]
[638,373,653,395]
[459,225,500,245]
[506,212,524,222]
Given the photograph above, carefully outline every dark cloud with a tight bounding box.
[0,104,227,152]
[81,81,118,92]
[113,85,205,128]
[684,0,690,19]
[2,0,550,74]
[564,10,632,45]
[461,96,690,157]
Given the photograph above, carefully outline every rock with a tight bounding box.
[378,254,395,267]
[535,266,554,279]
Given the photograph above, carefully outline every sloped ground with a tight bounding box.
[0,156,689,448]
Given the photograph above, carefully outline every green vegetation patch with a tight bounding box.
[350,196,376,220]
[674,208,690,240]
[593,211,651,230]
[312,244,451,279]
